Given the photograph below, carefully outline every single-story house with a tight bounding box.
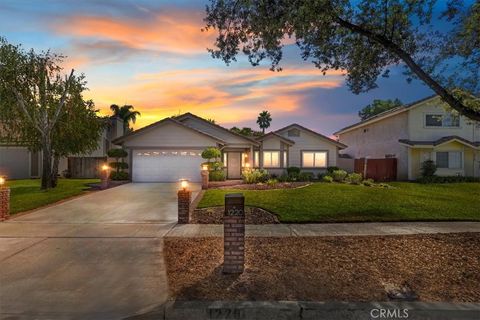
[335,95,480,180]
[112,112,346,182]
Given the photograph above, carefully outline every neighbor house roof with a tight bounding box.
[255,132,295,145]
[334,95,439,135]
[399,135,480,148]
[275,123,347,149]
[174,112,260,146]
[112,117,226,144]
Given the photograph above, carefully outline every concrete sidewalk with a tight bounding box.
[165,221,480,237]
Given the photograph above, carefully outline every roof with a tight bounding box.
[255,132,295,145]
[275,123,347,149]
[399,136,480,148]
[112,117,226,144]
[334,95,439,135]
[174,112,260,146]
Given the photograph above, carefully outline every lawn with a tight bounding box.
[8,179,99,215]
[198,182,480,222]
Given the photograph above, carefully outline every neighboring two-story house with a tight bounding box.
[335,95,480,180]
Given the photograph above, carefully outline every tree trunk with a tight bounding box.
[51,155,60,188]
[41,135,53,190]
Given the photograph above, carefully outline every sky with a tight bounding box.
[0,0,435,135]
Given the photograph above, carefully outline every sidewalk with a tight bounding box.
[165,221,480,237]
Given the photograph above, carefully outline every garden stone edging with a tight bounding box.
[128,300,480,320]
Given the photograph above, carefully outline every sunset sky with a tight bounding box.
[0,0,434,135]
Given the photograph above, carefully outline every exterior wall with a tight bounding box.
[180,117,248,145]
[338,112,409,180]
[277,127,339,175]
[0,146,31,179]
[337,157,355,173]
[122,122,218,148]
[408,96,480,141]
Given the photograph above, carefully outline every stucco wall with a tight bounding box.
[337,112,409,180]
[180,117,247,144]
[0,146,31,179]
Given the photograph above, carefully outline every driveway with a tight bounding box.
[0,183,200,320]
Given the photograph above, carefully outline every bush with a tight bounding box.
[322,175,333,183]
[110,171,129,180]
[417,175,480,184]
[421,160,437,177]
[109,162,129,170]
[298,172,314,182]
[287,166,301,175]
[242,169,269,184]
[201,147,221,161]
[266,179,278,187]
[107,148,128,158]
[362,178,375,187]
[278,174,289,182]
[345,172,363,184]
[331,169,348,182]
[327,166,340,174]
[209,170,226,181]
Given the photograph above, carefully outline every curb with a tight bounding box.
[126,300,480,320]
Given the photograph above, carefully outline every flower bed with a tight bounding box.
[212,182,310,190]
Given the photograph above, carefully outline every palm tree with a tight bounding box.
[110,104,141,132]
[256,110,272,134]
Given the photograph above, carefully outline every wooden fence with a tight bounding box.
[354,158,397,181]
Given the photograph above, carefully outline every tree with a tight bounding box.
[204,0,480,120]
[359,98,402,120]
[230,126,263,137]
[257,110,272,134]
[110,104,141,132]
[0,38,104,189]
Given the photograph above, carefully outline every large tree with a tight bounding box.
[110,104,141,132]
[205,0,480,120]
[257,110,272,133]
[0,38,104,189]
[359,98,402,120]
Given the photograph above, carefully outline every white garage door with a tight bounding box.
[132,149,203,182]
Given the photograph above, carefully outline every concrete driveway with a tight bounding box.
[0,183,200,320]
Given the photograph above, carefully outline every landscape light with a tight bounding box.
[202,164,209,171]
[101,164,109,171]
[180,179,189,190]
[0,176,5,187]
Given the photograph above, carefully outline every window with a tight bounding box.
[283,151,288,167]
[254,151,259,167]
[263,151,280,167]
[223,153,227,167]
[302,151,327,168]
[287,128,300,137]
[436,151,462,169]
[425,113,460,127]
[241,152,247,167]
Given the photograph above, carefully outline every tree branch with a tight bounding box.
[50,69,74,131]
[12,88,45,135]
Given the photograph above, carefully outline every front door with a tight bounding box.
[227,152,242,179]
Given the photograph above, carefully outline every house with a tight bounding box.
[112,112,346,182]
[0,117,125,179]
[334,95,480,180]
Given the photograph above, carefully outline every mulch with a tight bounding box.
[164,233,480,302]
[191,207,280,224]
[212,182,310,190]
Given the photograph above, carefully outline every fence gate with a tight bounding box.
[354,158,397,181]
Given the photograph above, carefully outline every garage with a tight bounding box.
[132,149,204,182]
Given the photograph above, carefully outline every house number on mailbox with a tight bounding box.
[227,207,243,216]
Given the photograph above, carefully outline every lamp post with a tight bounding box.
[0,176,10,221]
[100,164,110,190]
[201,164,209,190]
[177,179,191,224]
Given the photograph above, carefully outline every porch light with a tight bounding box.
[0,176,5,187]
[245,163,250,168]
[180,179,189,191]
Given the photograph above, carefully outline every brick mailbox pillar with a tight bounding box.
[223,193,245,274]
[177,189,191,224]
[0,186,10,222]
[201,169,209,190]
[100,167,109,190]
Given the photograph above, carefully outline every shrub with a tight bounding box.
[417,175,480,184]
[362,178,375,186]
[278,174,289,182]
[421,160,437,177]
[242,169,269,184]
[345,172,363,184]
[110,171,129,180]
[331,169,348,182]
[201,147,221,162]
[287,166,301,175]
[327,166,340,174]
[322,175,333,183]
[107,148,128,158]
[209,170,226,181]
[62,169,72,178]
[298,172,314,182]
[266,179,278,187]
[109,162,129,170]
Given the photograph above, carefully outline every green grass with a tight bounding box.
[8,179,99,214]
[199,182,480,223]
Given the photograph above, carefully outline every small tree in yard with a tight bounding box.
[107,148,129,180]
[201,147,221,165]
[421,160,437,178]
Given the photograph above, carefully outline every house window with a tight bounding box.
[436,151,462,169]
[263,151,280,167]
[302,151,327,168]
[287,129,300,137]
[283,151,288,167]
[425,113,460,127]
[241,152,247,167]
[223,153,227,167]
[254,151,259,167]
